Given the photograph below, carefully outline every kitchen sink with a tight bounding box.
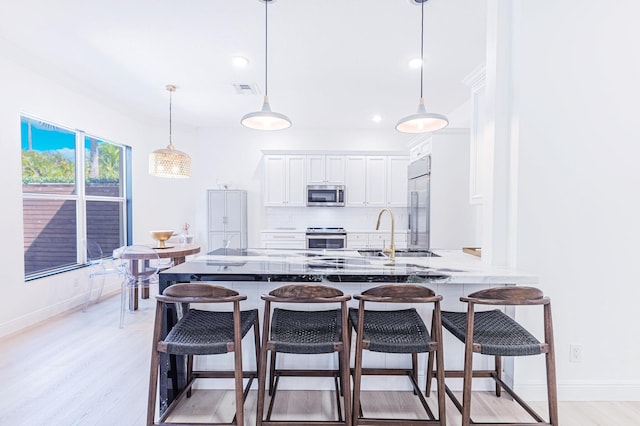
[357,249,440,258]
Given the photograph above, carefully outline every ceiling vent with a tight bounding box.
[233,83,261,95]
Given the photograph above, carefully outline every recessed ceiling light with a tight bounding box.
[232,56,249,67]
[408,58,422,69]
[372,114,382,123]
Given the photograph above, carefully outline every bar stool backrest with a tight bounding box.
[463,286,549,306]
[355,284,441,303]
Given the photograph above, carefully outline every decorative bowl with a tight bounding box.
[150,230,174,248]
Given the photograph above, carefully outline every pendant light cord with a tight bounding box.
[264,0,269,98]
[168,88,173,147]
[420,0,424,99]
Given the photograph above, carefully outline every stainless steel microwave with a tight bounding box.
[306,185,345,207]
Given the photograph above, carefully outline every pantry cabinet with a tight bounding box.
[207,189,247,251]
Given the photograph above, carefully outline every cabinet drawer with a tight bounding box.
[261,232,305,242]
[347,232,368,242]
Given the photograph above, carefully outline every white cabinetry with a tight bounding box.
[263,152,408,208]
[364,156,387,207]
[307,155,345,184]
[344,156,367,206]
[207,189,247,252]
[345,155,408,207]
[347,231,407,250]
[263,155,306,206]
[260,231,306,249]
[386,156,409,207]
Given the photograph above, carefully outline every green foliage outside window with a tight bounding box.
[21,140,120,184]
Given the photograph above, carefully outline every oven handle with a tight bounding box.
[306,235,348,240]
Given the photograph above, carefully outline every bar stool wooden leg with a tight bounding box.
[147,301,163,426]
[495,355,502,397]
[545,303,559,426]
[352,309,364,426]
[425,311,436,395]
[461,303,476,426]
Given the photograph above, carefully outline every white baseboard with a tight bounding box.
[0,284,120,339]
[194,376,640,401]
[516,380,640,402]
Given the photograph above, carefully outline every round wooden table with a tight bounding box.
[115,243,201,310]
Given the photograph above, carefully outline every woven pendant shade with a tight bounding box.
[149,145,191,178]
[149,85,192,178]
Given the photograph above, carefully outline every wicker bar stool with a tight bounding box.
[256,284,352,426]
[147,283,260,426]
[349,284,446,426]
[438,286,558,426]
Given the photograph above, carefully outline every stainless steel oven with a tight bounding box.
[305,227,347,249]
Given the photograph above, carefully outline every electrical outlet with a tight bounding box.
[570,344,583,363]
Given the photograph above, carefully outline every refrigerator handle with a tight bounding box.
[409,191,419,245]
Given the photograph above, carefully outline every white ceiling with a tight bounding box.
[0,0,487,130]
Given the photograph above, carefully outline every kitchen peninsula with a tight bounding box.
[157,248,538,414]
[159,247,536,285]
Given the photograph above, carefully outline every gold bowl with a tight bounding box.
[150,230,174,248]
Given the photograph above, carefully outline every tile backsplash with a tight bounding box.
[265,206,408,232]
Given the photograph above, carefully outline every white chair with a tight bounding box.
[83,241,127,312]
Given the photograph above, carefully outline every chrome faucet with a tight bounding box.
[375,208,395,261]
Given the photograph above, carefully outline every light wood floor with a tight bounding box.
[1,290,638,426]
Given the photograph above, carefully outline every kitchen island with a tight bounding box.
[156,248,537,415]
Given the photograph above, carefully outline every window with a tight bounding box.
[21,115,131,279]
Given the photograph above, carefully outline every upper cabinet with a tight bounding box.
[263,155,306,206]
[345,155,408,208]
[307,155,345,184]
[386,156,409,207]
[364,156,387,207]
[264,151,408,207]
[344,156,367,206]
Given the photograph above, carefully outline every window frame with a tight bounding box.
[21,114,131,280]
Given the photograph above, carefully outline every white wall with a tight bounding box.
[188,127,413,248]
[502,0,640,400]
[0,49,199,336]
[0,46,418,336]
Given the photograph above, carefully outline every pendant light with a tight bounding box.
[149,85,192,178]
[241,0,291,130]
[396,0,448,134]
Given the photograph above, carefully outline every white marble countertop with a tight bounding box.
[161,248,537,285]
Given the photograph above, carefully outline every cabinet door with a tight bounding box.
[286,156,306,206]
[386,156,409,207]
[307,155,345,184]
[224,191,244,232]
[325,155,345,184]
[346,232,369,249]
[369,232,392,249]
[260,232,306,249]
[307,155,325,184]
[264,155,286,206]
[365,156,387,207]
[207,191,226,231]
[345,156,367,206]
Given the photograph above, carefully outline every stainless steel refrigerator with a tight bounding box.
[407,156,431,249]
